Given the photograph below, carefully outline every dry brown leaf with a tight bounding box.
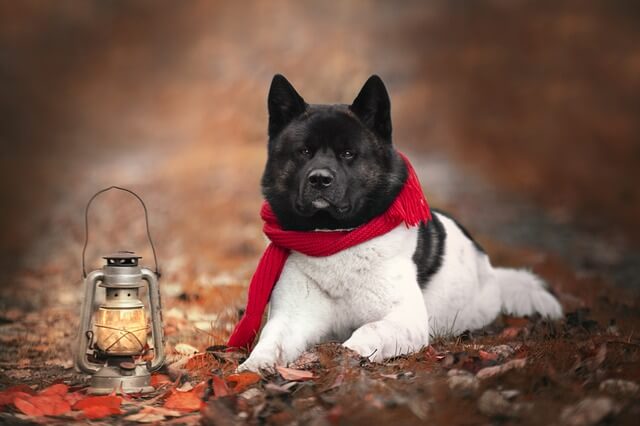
[276,366,315,381]
[500,327,523,339]
[124,406,183,423]
[477,358,527,380]
[175,343,200,356]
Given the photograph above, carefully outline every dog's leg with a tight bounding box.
[237,263,332,372]
[343,270,429,362]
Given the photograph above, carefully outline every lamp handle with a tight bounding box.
[142,268,166,371]
[82,186,159,278]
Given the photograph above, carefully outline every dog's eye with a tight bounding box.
[298,148,311,157]
[340,150,355,160]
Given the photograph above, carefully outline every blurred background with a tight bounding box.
[0,0,639,377]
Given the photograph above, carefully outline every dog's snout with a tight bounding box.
[307,169,334,189]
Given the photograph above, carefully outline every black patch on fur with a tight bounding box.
[413,213,446,289]
[432,208,485,253]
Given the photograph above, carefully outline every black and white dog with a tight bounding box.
[238,75,562,372]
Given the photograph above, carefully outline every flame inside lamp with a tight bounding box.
[95,306,148,355]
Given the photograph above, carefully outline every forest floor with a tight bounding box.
[1,1,640,425]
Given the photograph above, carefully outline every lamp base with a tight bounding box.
[88,364,155,395]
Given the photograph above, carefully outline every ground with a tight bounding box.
[1,1,640,425]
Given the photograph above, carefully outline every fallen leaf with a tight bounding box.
[0,385,35,408]
[73,395,122,411]
[290,351,320,369]
[226,372,261,393]
[477,358,527,380]
[73,395,122,419]
[264,382,297,395]
[0,391,32,408]
[478,350,498,361]
[175,343,200,356]
[63,391,85,406]
[124,406,183,423]
[164,390,203,412]
[177,382,194,393]
[14,395,71,416]
[500,327,523,339]
[212,375,229,398]
[276,366,315,381]
[380,373,399,379]
[185,353,212,370]
[39,383,69,397]
[150,374,172,387]
[124,411,166,423]
[82,404,122,420]
[327,373,345,391]
[193,381,207,395]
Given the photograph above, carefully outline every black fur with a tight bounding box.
[413,213,446,288]
[261,74,406,231]
[432,208,485,253]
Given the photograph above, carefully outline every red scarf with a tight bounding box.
[226,152,431,350]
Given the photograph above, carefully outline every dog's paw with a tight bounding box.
[343,338,383,362]
[343,320,429,362]
[237,353,278,374]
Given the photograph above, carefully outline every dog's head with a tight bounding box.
[261,75,407,231]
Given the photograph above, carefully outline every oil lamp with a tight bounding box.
[74,187,165,394]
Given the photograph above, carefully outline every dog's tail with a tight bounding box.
[491,267,563,319]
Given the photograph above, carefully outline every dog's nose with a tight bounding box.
[307,169,334,189]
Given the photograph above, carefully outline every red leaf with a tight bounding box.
[193,381,207,395]
[211,376,229,398]
[63,391,85,406]
[226,372,261,393]
[14,395,71,417]
[39,383,68,397]
[164,390,203,412]
[276,366,315,381]
[73,395,122,419]
[73,395,122,411]
[0,391,31,408]
[0,385,35,408]
[82,404,122,419]
[151,373,172,387]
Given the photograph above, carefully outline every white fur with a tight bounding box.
[238,212,562,372]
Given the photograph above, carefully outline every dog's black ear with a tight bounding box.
[268,74,307,139]
[350,75,392,141]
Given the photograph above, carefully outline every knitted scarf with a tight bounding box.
[226,152,431,350]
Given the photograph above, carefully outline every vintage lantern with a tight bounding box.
[74,187,165,394]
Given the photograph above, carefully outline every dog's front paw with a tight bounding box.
[343,336,383,362]
[237,353,278,374]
